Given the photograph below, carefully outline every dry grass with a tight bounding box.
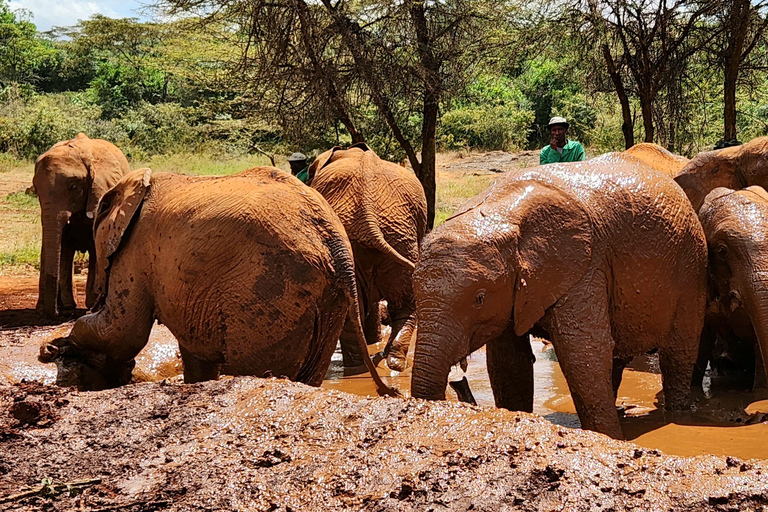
[0,152,501,274]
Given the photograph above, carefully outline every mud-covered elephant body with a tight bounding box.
[34,133,129,317]
[695,186,768,390]
[309,143,427,371]
[41,167,393,394]
[674,136,768,211]
[411,154,707,439]
[623,143,689,176]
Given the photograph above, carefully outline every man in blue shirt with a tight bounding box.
[540,117,586,165]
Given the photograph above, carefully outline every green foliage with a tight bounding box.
[0,0,57,85]
[440,106,534,151]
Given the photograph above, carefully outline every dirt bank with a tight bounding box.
[1,378,767,511]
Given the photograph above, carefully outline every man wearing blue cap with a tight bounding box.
[539,117,586,165]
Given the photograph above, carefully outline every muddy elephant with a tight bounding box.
[623,143,689,176]
[308,143,427,372]
[693,186,768,391]
[674,136,768,211]
[34,133,130,317]
[39,167,395,396]
[410,154,707,439]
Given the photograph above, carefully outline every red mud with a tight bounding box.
[2,377,768,511]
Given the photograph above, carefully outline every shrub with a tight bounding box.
[439,105,534,151]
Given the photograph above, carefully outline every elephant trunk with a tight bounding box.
[410,315,463,400]
[326,233,399,397]
[745,269,768,386]
[37,210,69,317]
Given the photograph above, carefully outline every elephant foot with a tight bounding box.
[386,353,407,372]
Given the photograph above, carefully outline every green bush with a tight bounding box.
[439,105,534,151]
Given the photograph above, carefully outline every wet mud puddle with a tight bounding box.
[2,275,767,460]
[325,336,768,459]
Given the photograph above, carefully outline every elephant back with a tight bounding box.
[311,147,427,265]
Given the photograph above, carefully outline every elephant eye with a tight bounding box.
[474,290,486,307]
[67,181,79,191]
[715,245,729,260]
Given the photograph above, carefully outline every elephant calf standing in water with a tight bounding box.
[308,143,427,371]
[40,168,395,396]
[410,155,707,440]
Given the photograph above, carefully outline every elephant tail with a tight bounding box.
[326,230,401,398]
[357,216,416,271]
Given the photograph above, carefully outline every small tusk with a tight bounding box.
[86,211,94,219]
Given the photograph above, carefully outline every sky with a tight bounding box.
[9,0,150,32]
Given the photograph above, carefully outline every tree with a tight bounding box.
[0,0,57,87]
[575,0,715,147]
[158,0,525,227]
[704,0,768,142]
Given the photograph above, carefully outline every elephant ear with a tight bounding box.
[72,135,127,219]
[94,168,152,275]
[504,186,593,336]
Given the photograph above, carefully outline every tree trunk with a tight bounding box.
[723,0,750,142]
[410,0,438,229]
[602,44,634,149]
[640,94,654,143]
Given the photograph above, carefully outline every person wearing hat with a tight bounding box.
[288,152,310,183]
[539,117,585,165]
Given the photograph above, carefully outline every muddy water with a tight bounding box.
[2,275,767,460]
[324,336,768,460]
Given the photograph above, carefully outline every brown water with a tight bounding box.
[2,275,767,460]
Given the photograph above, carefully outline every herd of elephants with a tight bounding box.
[25,132,768,441]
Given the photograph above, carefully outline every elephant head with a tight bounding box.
[33,133,129,317]
[699,186,768,388]
[674,137,768,212]
[410,182,592,400]
[305,142,370,184]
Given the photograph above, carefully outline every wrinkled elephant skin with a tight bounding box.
[622,142,690,176]
[39,167,396,396]
[696,186,768,391]
[310,143,427,372]
[33,133,129,318]
[674,136,768,212]
[410,154,707,440]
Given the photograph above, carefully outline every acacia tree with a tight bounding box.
[575,0,715,146]
[704,0,768,141]
[158,0,523,227]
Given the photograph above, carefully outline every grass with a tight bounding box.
[0,151,504,273]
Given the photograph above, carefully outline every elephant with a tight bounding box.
[674,136,768,212]
[693,186,768,391]
[307,143,427,372]
[33,133,130,318]
[410,154,707,440]
[38,167,396,396]
[622,142,689,176]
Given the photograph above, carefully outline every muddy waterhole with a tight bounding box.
[1,274,767,460]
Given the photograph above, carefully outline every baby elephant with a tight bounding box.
[410,154,707,439]
[695,186,768,390]
[40,167,395,396]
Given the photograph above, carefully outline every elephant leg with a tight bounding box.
[486,325,534,412]
[544,272,622,439]
[339,319,364,368]
[659,313,701,412]
[364,299,382,346]
[753,341,767,390]
[612,357,630,399]
[84,248,97,310]
[70,268,154,363]
[58,242,77,311]
[384,305,416,372]
[180,345,221,384]
[692,323,715,390]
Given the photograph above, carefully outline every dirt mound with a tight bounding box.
[1,378,767,511]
